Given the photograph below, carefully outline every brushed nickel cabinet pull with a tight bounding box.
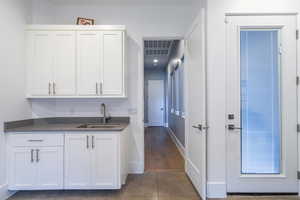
[48,83,51,95]
[53,83,56,95]
[87,135,89,149]
[92,136,95,149]
[36,149,40,162]
[96,83,99,95]
[28,139,43,142]
[31,149,34,163]
[100,82,103,95]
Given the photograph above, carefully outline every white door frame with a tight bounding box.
[140,36,184,172]
[184,10,208,199]
[225,13,299,194]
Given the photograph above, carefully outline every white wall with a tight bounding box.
[0,0,32,198]
[206,0,300,198]
[166,40,185,147]
[30,0,201,173]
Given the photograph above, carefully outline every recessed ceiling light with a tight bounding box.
[153,59,159,63]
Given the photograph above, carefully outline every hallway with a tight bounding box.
[145,126,185,172]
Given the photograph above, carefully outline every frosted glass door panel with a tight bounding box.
[240,30,281,174]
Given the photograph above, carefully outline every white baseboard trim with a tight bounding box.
[128,161,144,174]
[186,158,201,194]
[167,128,185,159]
[0,184,16,200]
[207,181,227,199]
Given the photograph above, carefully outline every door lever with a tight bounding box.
[227,124,242,130]
[192,124,209,131]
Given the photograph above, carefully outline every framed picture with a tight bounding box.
[76,17,95,25]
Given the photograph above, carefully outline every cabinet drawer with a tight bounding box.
[8,134,64,147]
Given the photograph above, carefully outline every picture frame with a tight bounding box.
[76,17,95,25]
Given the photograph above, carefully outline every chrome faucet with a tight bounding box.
[101,103,109,124]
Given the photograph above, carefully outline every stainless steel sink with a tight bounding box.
[77,123,122,129]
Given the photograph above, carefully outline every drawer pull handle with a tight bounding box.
[28,140,44,142]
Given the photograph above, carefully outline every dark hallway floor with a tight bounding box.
[145,126,185,172]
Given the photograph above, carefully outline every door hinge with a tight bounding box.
[297,76,299,85]
[297,30,299,40]
[297,124,300,133]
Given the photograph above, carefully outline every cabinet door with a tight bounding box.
[27,31,53,96]
[8,148,37,190]
[36,147,63,189]
[91,134,119,189]
[77,31,101,96]
[65,134,91,189]
[53,31,76,96]
[101,31,125,97]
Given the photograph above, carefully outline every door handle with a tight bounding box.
[227,124,242,130]
[192,124,209,131]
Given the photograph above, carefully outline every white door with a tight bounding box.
[148,80,165,126]
[65,134,91,189]
[226,14,298,193]
[91,134,119,189]
[185,13,207,199]
[53,31,76,96]
[8,148,37,190]
[77,31,101,96]
[36,147,63,189]
[27,31,53,96]
[101,31,124,97]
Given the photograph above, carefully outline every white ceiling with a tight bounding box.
[144,40,175,69]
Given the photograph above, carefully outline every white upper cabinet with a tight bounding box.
[53,31,76,96]
[27,31,53,96]
[26,25,126,98]
[101,31,124,97]
[77,31,101,96]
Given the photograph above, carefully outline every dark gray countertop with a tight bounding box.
[4,117,130,133]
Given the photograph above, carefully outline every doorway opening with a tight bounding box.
[143,39,186,172]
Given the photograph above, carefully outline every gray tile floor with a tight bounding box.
[8,172,300,200]
[8,172,200,200]
[7,127,300,200]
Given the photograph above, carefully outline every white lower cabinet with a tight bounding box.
[7,134,64,190]
[64,134,91,189]
[7,130,128,191]
[9,147,37,190]
[91,134,118,188]
[65,133,121,189]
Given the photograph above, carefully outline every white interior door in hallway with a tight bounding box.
[185,12,207,199]
[148,80,165,126]
[226,14,298,193]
